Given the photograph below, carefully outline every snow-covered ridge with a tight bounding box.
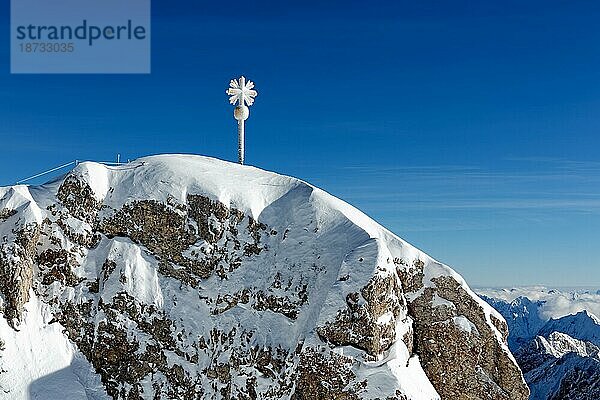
[539,310,600,347]
[540,331,600,359]
[0,154,528,399]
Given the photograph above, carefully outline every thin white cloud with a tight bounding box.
[317,158,600,213]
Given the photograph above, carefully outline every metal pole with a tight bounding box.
[238,85,245,165]
[227,76,257,165]
[238,118,245,165]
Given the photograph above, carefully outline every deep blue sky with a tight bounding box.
[1,1,599,286]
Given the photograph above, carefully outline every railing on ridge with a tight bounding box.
[15,159,128,185]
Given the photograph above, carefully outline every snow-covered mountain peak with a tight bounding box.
[0,154,529,399]
[541,331,600,359]
[539,309,600,347]
[51,155,302,219]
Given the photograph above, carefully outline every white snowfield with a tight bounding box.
[0,155,514,399]
[0,295,107,400]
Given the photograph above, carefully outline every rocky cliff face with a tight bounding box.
[0,155,528,399]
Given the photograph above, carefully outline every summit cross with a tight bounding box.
[226,76,258,165]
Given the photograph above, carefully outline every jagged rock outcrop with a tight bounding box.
[0,188,42,327]
[399,262,529,400]
[0,155,529,399]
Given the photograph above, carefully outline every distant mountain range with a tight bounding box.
[479,288,600,399]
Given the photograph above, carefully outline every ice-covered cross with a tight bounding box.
[227,76,258,164]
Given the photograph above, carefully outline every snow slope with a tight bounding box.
[0,294,109,399]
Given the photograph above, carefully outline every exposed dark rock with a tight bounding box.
[317,273,405,356]
[101,200,197,266]
[187,194,244,243]
[100,195,266,285]
[56,217,101,248]
[398,260,530,400]
[292,347,363,400]
[0,222,40,326]
[0,209,16,222]
[57,176,101,223]
[37,248,81,286]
